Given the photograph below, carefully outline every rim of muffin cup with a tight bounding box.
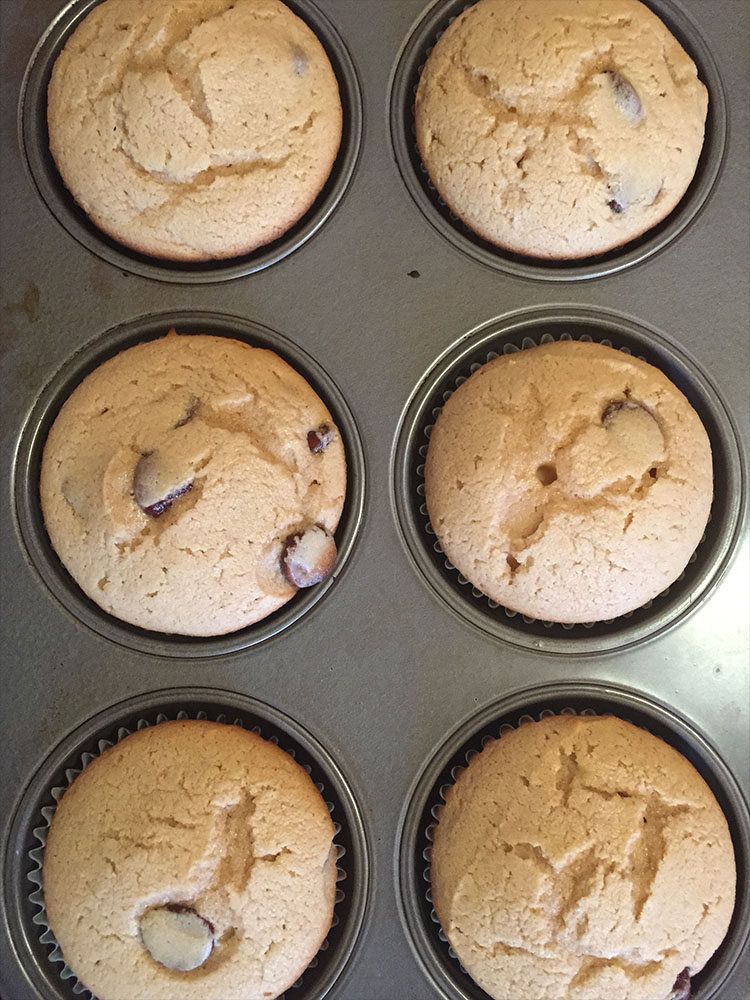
[1,687,371,1000]
[390,304,746,655]
[388,0,727,281]
[13,310,366,658]
[395,679,750,1000]
[18,0,363,284]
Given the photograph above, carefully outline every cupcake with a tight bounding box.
[431,714,736,1000]
[40,330,346,635]
[415,0,708,259]
[424,339,712,624]
[42,719,337,1000]
[47,0,343,260]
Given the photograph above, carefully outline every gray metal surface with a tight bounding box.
[1,1,748,998]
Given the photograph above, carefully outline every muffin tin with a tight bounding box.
[1,0,748,998]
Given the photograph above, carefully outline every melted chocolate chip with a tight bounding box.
[601,399,644,423]
[281,524,336,587]
[165,903,214,935]
[134,450,195,517]
[605,70,644,123]
[669,967,691,1000]
[307,424,334,453]
[141,481,193,519]
[140,904,215,971]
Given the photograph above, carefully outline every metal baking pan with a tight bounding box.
[1,1,747,998]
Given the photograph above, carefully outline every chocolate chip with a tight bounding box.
[605,70,644,124]
[133,452,193,518]
[307,424,334,453]
[140,482,192,519]
[165,903,211,922]
[281,524,337,587]
[139,904,215,971]
[601,399,644,423]
[600,399,664,468]
[669,968,691,1000]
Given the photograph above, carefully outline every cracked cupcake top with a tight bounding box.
[42,720,337,1000]
[415,0,707,259]
[40,331,346,636]
[431,714,736,1000]
[47,0,342,260]
[424,339,712,624]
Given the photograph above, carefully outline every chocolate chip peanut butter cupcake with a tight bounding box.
[415,0,708,259]
[40,331,346,635]
[424,340,712,623]
[47,0,343,260]
[431,714,736,1000]
[42,720,338,1000]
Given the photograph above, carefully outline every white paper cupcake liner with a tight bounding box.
[26,709,349,1000]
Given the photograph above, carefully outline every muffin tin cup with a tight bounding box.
[18,0,363,283]
[388,0,727,281]
[396,679,750,1000]
[13,310,366,658]
[390,304,745,655]
[2,687,371,1000]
